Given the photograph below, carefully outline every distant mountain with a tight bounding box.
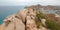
[25,4,60,10]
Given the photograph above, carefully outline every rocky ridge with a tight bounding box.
[0,5,60,30]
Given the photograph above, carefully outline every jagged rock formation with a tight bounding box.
[0,8,48,30]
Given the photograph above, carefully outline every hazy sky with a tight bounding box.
[0,0,60,6]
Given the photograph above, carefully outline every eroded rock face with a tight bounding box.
[2,15,25,30]
[26,16,37,30]
[0,8,48,30]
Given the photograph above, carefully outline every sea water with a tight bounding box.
[0,6,25,25]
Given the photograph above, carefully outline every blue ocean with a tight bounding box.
[0,6,25,25]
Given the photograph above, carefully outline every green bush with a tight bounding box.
[35,11,47,28]
[35,12,41,28]
[46,19,60,30]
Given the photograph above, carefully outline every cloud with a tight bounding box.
[0,0,60,6]
[0,0,41,6]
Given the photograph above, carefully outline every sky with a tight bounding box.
[0,0,60,6]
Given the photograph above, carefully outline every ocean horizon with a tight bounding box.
[0,6,25,25]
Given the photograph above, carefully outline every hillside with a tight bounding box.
[0,4,60,30]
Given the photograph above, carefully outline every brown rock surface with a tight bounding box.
[0,5,50,30]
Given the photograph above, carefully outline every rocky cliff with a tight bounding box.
[0,5,60,30]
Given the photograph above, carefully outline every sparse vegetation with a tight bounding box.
[35,11,46,28]
[35,11,60,30]
[45,16,60,30]
[46,19,60,30]
[35,12,41,28]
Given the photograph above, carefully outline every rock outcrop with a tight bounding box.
[2,14,25,30]
[0,5,50,30]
